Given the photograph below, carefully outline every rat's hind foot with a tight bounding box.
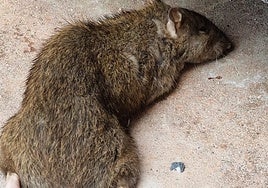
[6,172,20,188]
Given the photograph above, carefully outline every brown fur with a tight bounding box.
[0,0,232,187]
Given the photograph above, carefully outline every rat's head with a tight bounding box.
[166,7,233,64]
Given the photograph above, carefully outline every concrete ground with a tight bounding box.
[0,0,267,187]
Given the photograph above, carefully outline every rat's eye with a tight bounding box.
[199,26,208,34]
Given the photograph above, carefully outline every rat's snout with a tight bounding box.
[213,36,234,58]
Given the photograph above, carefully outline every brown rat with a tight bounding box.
[0,0,232,187]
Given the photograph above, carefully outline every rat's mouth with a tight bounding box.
[223,42,234,55]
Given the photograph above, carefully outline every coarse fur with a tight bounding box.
[0,0,232,187]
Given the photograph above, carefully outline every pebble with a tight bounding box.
[170,162,185,173]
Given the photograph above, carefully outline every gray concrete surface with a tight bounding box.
[0,0,267,187]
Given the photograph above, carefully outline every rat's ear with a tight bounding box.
[167,8,182,38]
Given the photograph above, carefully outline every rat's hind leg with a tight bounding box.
[110,136,140,188]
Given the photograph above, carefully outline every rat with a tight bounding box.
[0,0,232,187]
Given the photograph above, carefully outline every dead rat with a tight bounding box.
[1,0,232,187]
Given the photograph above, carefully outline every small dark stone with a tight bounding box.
[170,162,185,173]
